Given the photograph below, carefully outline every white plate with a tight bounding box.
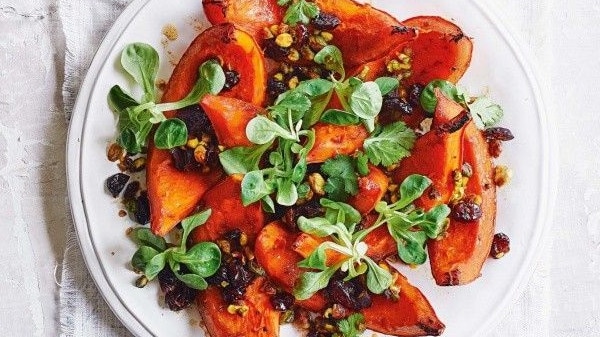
[66,0,557,336]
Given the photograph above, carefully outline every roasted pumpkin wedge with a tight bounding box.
[198,277,280,337]
[348,165,389,214]
[305,123,369,163]
[191,175,265,244]
[313,0,417,67]
[364,267,445,337]
[255,221,328,312]
[427,122,497,286]
[200,94,261,148]
[202,0,284,41]
[148,23,266,236]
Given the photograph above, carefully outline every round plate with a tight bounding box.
[66,0,557,336]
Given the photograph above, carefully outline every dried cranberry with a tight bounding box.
[207,257,254,304]
[437,110,471,134]
[270,291,295,311]
[264,38,290,60]
[122,181,140,200]
[267,78,288,101]
[134,192,151,225]
[483,127,515,141]
[312,12,341,31]
[170,148,196,172]
[223,70,240,91]
[325,276,372,311]
[488,139,503,158]
[106,173,130,197]
[381,94,413,116]
[282,199,323,231]
[407,83,425,107]
[176,104,212,138]
[293,24,310,47]
[490,233,510,259]
[158,267,198,311]
[451,200,482,222]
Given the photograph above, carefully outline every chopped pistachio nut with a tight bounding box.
[288,76,299,89]
[186,137,199,149]
[320,31,334,42]
[449,170,468,204]
[273,72,284,81]
[227,304,249,317]
[275,33,294,48]
[308,173,326,196]
[288,48,300,62]
[135,275,149,288]
[494,165,512,187]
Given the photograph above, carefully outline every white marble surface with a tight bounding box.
[1,0,599,336]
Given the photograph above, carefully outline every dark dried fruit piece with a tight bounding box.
[158,267,198,311]
[134,192,151,225]
[382,94,413,116]
[312,12,341,31]
[437,110,471,134]
[451,200,482,222]
[490,233,510,259]
[270,291,295,311]
[407,83,425,107]
[223,69,241,91]
[123,180,140,200]
[282,199,323,231]
[267,78,289,101]
[176,104,213,138]
[325,276,372,311]
[106,173,130,197]
[264,38,291,60]
[483,127,514,141]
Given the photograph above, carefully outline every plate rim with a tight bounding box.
[65,1,558,336]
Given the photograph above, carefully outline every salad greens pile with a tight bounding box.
[220,45,417,208]
[107,43,226,154]
[130,210,221,290]
[293,174,450,299]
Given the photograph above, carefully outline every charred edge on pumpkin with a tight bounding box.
[436,110,471,134]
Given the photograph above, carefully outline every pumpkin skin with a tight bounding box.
[202,0,284,41]
[147,23,267,236]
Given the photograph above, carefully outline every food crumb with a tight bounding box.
[162,23,179,41]
[156,79,167,92]
[125,227,133,236]
[189,319,199,327]
[111,252,115,256]
[118,210,127,217]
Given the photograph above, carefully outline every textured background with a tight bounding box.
[0,0,599,336]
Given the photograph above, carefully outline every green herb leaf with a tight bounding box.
[282,0,319,25]
[337,313,366,337]
[298,242,329,270]
[144,252,167,280]
[297,216,337,237]
[276,178,299,206]
[175,273,209,290]
[364,258,393,294]
[120,43,159,102]
[374,77,400,96]
[394,229,428,265]
[420,79,466,115]
[356,152,369,176]
[397,174,432,209]
[294,265,338,300]
[241,170,274,205]
[295,78,335,97]
[272,91,312,123]
[219,142,273,175]
[153,118,188,149]
[131,246,160,272]
[181,242,221,277]
[180,209,212,247]
[320,198,361,227]
[261,195,276,213]
[419,204,451,238]
[314,45,345,79]
[320,109,361,126]
[130,228,167,252]
[155,60,226,111]
[321,155,359,201]
[469,96,504,129]
[363,121,416,167]
[108,85,139,112]
[246,115,296,145]
[349,81,383,121]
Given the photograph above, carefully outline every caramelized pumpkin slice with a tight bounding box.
[402,16,473,85]
[198,277,280,337]
[348,165,389,214]
[255,222,327,312]
[314,0,417,67]
[428,122,496,286]
[202,0,284,41]
[306,123,368,163]
[148,23,266,236]
[364,268,445,336]
[200,94,261,148]
[191,175,265,244]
